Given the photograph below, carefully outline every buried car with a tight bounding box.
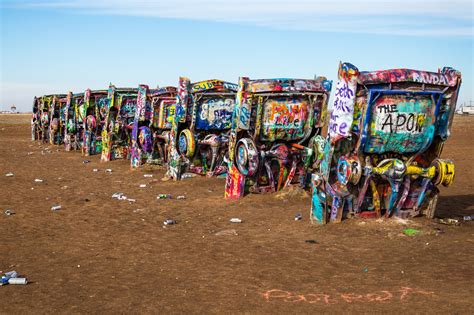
[48,94,68,145]
[32,94,65,143]
[130,85,177,168]
[64,92,84,151]
[80,89,109,156]
[101,85,138,162]
[310,62,462,224]
[166,78,238,179]
[224,77,332,199]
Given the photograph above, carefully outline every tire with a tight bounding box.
[178,129,196,158]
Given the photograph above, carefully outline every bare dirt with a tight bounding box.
[0,114,473,314]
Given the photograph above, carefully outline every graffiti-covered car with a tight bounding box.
[166,78,238,179]
[224,77,332,199]
[48,94,68,145]
[101,85,138,161]
[130,85,177,168]
[31,96,41,141]
[80,89,108,156]
[311,62,462,224]
[64,92,84,151]
[32,94,64,143]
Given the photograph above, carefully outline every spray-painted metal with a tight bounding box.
[32,94,65,143]
[166,78,238,180]
[64,92,84,151]
[225,77,332,199]
[80,89,109,156]
[130,85,177,168]
[310,62,461,224]
[100,85,138,161]
[49,94,68,145]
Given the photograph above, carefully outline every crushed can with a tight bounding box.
[157,194,172,199]
[163,219,176,225]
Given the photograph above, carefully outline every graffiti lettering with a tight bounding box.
[329,79,356,139]
[377,112,424,134]
[260,287,434,305]
[239,106,250,127]
[197,97,234,130]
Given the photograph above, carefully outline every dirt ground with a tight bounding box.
[0,114,473,314]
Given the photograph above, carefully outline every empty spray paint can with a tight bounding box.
[8,278,27,285]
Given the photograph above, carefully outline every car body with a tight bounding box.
[80,89,109,156]
[48,94,67,145]
[64,92,84,151]
[130,85,177,168]
[225,77,332,199]
[100,85,138,161]
[166,78,238,179]
[311,62,462,223]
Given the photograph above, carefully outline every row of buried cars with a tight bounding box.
[31,62,462,223]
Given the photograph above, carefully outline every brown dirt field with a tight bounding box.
[0,114,473,314]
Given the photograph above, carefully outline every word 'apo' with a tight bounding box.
[375,104,425,134]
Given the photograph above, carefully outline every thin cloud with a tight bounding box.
[4,0,474,36]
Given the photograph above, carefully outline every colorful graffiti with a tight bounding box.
[310,62,461,223]
[225,77,331,199]
[30,62,461,225]
[130,85,177,168]
[166,78,238,180]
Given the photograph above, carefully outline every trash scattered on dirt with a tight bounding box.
[5,172,14,177]
[363,267,369,273]
[176,195,186,200]
[83,160,90,164]
[305,240,318,244]
[294,213,302,221]
[463,215,472,221]
[139,184,147,188]
[436,218,461,226]
[215,229,238,236]
[144,174,153,178]
[61,186,68,190]
[127,198,136,203]
[402,228,421,236]
[34,178,43,183]
[163,219,176,225]
[230,218,242,223]
[1,271,27,286]
[51,205,62,211]
[105,169,113,173]
[4,209,15,216]
[112,192,123,199]
[8,278,28,285]
[92,168,98,172]
[27,152,34,155]
[181,173,197,179]
[434,228,445,235]
[157,194,172,199]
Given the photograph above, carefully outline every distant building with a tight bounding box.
[457,101,474,115]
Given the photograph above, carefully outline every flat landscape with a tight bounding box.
[0,114,473,314]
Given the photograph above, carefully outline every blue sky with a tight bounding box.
[1,0,472,112]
